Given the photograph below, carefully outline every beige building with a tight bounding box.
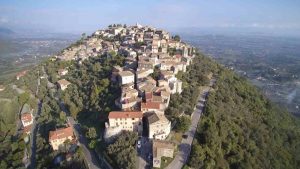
[147,113,171,140]
[49,126,75,150]
[105,111,143,140]
[57,79,71,91]
[153,140,175,168]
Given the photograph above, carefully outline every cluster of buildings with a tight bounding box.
[51,24,195,167]
[91,24,195,142]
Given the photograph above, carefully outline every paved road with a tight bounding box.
[67,117,101,169]
[137,137,152,169]
[60,99,112,169]
[28,69,43,169]
[28,99,42,169]
[165,79,215,169]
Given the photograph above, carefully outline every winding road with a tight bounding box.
[165,79,215,169]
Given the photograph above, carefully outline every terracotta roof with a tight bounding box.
[16,70,28,78]
[21,113,32,123]
[175,54,182,58]
[23,124,32,134]
[108,111,143,119]
[145,93,153,100]
[49,126,74,141]
[141,102,161,109]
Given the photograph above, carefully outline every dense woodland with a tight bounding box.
[106,131,138,169]
[165,53,218,125]
[188,67,300,169]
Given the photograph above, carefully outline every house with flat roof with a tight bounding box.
[118,70,135,85]
[153,140,175,168]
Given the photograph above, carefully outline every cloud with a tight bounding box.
[0,17,8,23]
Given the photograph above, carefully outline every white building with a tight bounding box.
[147,113,171,140]
[118,71,135,85]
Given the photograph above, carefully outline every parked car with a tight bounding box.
[137,140,141,148]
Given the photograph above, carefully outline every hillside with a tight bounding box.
[188,67,300,169]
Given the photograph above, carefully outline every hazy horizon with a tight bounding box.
[0,0,300,37]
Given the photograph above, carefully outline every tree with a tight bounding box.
[59,111,66,121]
[175,116,191,132]
[173,35,181,41]
[107,132,138,168]
[88,139,97,149]
[18,92,30,106]
[86,127,97,139]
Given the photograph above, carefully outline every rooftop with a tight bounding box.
[119,70,134,77]
[49,126,74,141]
[142,101,161,110]
[108,111,143,119]
[21,112,32,123]
[153,139,175,158]
[147,113,169,124]
[57,79,71,86]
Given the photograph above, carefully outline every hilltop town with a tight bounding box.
[2,23,300,169]
[52,23,196,168]
[1,23,205,169]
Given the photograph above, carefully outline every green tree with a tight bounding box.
[88,139,97,149]
[175,116,191,132]
[59,111,66,121]
[86,127,97,139]
[18,92,30,106]
[173,35,181,41]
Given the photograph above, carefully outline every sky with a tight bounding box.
[0,0,300,35]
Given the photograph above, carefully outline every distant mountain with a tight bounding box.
[0,27,14,34]
[0,27,14,39]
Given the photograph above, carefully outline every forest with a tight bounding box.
[188,67,300,169]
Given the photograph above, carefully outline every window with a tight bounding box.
[132,118,135,120]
